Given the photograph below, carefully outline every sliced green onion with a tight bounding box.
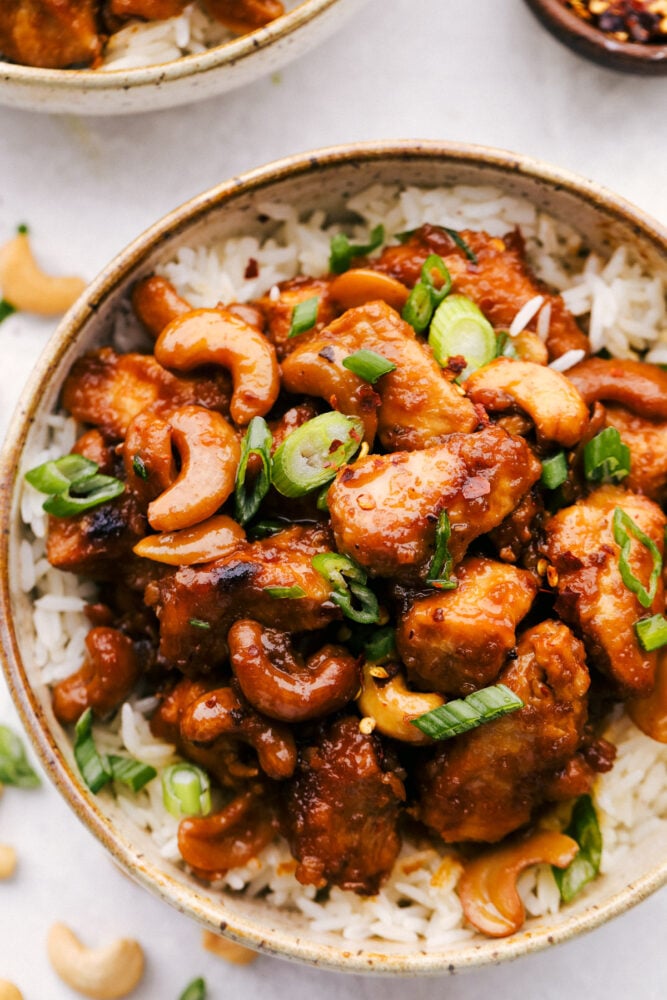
[189,618,211,630]
[287,296,319,338]
[329,224,385,274]
[312,552,380,625]
[107,755,157,793]
[420,254,452,305]
[234,416,272,525]
[42,473,125,517]
[17,223,29,235]
[0,725,40,788]
[364,626,396,663]
[162,763,211,819]
[552,794,601,903]
[583,427,630,484]
[426,510,457,590]
[444,227,477,263]
[247,518,286,540]
[635,613,667,652]
[132,454,149,481]
[342,349,396,383]
[74,708,112,794]
[495,330,518,359]
[271,412,363,498]
[179,979,207,1000]
[316,484,330,511]
[402,254,451,333]
[263,585,306,599]
[25,453,98,495]
[411,683,523,740]
[429,294,496,379]
[541,452,568,490]
[613,507,662,609]
[0,298,16,324]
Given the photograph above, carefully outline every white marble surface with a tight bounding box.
[1,0,667,996]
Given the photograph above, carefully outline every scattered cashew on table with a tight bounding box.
[47,924,145,1000]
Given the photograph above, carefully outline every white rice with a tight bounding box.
[18,182,667,947]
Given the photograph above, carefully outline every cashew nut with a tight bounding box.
[131,275,191,338]
[178,788,277,877]
[123,410,176,503]
[46,923,145,1000]
[0,232,85,316]
[155,307,280,425]
[0,982,23,1000]
[356,662,444,744]
[134,514,245,566]
[201,930,257,965]
[628,647,667,742]
[0,845,17,880]
[147,405,241,532]
[464,358,589,447]
[329,269,409,311]
[458,830,579,937]
[567,356,667,421]
[510,329,548,365]
[229,620,360,723]
[52,627,140,726]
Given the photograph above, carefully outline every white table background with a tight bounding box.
[1,1,667,995]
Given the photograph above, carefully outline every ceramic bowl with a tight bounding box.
[523,0,667,74]
[1,141,667,974]
[0,0,367,115]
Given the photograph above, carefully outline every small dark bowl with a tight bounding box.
[523,0,667,74]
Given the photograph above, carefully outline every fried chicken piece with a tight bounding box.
[107,0,189,21]
[396,557,538,696]
[203,0,284,34]
[282,716,405,894]
[47,494,146,579]
[62,347,231,440]
[488,490,544,565]
[255,276,336,360]
[605,405,667,503]
[369,225,589,362]
[545,485,666,696]
[415,620,590,843]
[147,525,339,674]
[0,0,102,69]
[327,425,541,582]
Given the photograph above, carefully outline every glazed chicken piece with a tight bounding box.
[282,716,405,894]
[46,494,147,579]
[0,0,102,69]
[416,620,590,843]
[327,425,542,582]
[604,406,667,503]
[62,347,231,440]
[281,300,478,450]
[106,0,190,22]
[369,225,589,362]
[255,275,336,360]
[396,557,538,696]
[147,525,340,674]
[203,0,285,34]
[545,485,666,696]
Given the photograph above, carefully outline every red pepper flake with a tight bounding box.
[329,439,343,453]
[461,476,491,500]
[244,258,259,279]
[445,354,468,377]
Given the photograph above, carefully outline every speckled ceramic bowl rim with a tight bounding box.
[523,0,667,70]
[0,0,342,95]
[2,140,667,975]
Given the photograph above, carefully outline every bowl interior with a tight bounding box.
[2,142,667,974]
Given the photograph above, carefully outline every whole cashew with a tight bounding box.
[228,620,360,723]
[46,923,144,1000]
[155,307,280,425]
[567,356,667,421]
[458,831,579,937]
[178,788,277,877]
[123,410,176,504]
[134,514,245,566]
[201,931,258,965]
[329,269,409,311]
[0,232,85,316]
[464,358,589,447]
[180,686,297,779]
[131,275,191,338]
[628,647,667,742]
[510,329,548,365]
[147,405,241,532]
[0,983,23,1000]
[0,845,17,880]
[356,662,444,744]
[52,628,140,726]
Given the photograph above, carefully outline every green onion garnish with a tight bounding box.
[329,224,385,274]
[42,474,125,517]
[189,619,211,630]
[107,755,157,793]
[429,294,496,379]
[410,683,523,740]
[402,254,451,333]
[17,223,29,235]
[634,613,667,652]
[132,454,149,481]
[583,427,630,484]
[342,349,396,384]
[162,763,211,819]
[25,453,98,495]
[247,519,286,540]
[364,626,397,663]
[426,510,457,590]
[316,484,330,511]
[234,416,272,525]
[287,296,319,338]
[0,298,16,324]
[0,725,40,788]
[541,452,569,490]
[420,254,452,304]
[74,708,112,794]
[179,979,207,1000]
[312,552,380,624]
[444,227,477,263]
[613,507,662,609]
[552,794,601,903]
[271,411,363,498]
[495,331,519,359]
[263,585,306,599]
